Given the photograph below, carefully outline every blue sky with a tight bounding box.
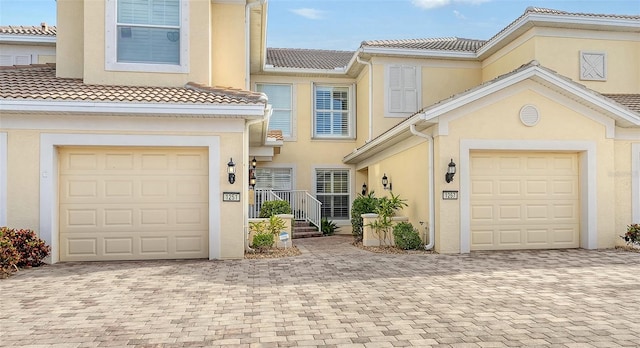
[1,0,638,51]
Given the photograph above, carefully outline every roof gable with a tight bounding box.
[343,61,640,164]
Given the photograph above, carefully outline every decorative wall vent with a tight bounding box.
[580,51,607,81]
[520,105,539,127]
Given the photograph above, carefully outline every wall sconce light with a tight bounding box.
[227,158,236,184]
[250,172,257,189]
[382,173,392,191]
[361,183,367,195]
[445,159,456,183]
[251,157,257,169]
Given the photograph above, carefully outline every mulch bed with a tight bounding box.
[354,242,436,255]
[244,246,302,259]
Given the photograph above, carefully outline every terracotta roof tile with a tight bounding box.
[603,94,640,114]
[360,37,485,52]
[0,64,267,105]
[266,48,354,70]
[0,24,57,36]
[266,130,284,141]
[524,7,640,20]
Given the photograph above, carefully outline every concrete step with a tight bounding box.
[293,230,323,239]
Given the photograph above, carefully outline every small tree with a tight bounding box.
[368,193,407,245]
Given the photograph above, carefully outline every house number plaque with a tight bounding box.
[223,192,241,202]
[442,190,458,200]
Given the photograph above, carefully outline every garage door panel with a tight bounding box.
[59,147,209,261]
[470,151,579,250]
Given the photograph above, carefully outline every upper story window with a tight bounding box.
[313,85,354,139]
[105,0,189,73]
[256,84,294,140]
[386,65,420,117]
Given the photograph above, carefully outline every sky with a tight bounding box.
[0,0,638,51]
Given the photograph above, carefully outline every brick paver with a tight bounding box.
[1,236,639,347]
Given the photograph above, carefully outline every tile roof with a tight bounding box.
[266,130,284,141]
[524,6,640,20]
[603,94,640,114]
[360,37,486,52]
[0,24,57,36]
[266,48,354,70]
[0,64,267,105]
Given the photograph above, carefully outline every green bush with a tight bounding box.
[252,232,274,251]
[393,222,423,250]
[622,224,640,246]
[321,218,337,236]
[350,192,379,243]
[259,200,292,218]
[0,227,50,278]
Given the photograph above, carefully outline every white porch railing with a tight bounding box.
[249,189,322,229]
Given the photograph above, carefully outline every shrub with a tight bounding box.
[393,222,423,250]
[622,224,640,246]
[0,228,20,278]
[252,231,274,251]
[0,227,50,278]
[350,192,379,243]
[321,218,338,236]
[259,200,292,218]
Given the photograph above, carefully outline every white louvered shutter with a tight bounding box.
[388,65,418,113]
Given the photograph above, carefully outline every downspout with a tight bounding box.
[245,0,267,90]
[356,56,373,142]
[409,124,435,250]
[244,104,273,252]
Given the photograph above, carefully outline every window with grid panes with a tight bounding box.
[255,168,293,191]
[313,85,353,138]
[116,0,181,64]
[316,169,349,220]
[256,84,293,138]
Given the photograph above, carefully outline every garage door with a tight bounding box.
[59,147,209,261]
[470,151,579,250]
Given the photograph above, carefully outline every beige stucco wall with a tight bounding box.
[482,28,640,94]
[56,0,84,78]
[77,0,213,87]
[211,3,246,88]
[614,135,640,245]
[251,75,358,199]
[1,114,248,260]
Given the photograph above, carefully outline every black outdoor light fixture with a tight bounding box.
[250,172,257,189]
[361,182,367,195]
[251,157,257,169]
[227,158,236,184]
[382,173,392,191]
[445,159,456,183]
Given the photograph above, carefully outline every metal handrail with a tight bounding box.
[250,189,322,229]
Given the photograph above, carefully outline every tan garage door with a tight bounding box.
[59,147,209,261]
[470,151,579,250]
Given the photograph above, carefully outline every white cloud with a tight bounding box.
[412,0,490,10]
[453,10,466,19]
[289,8,326,20]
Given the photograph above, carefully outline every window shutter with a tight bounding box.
[388,65,418,114]
[402,66,418,113]
[388,66,403,113]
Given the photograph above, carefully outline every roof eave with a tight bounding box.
[0,34,56,44]
[360,46,477,59]
[262,65,349,75]
[0,99,268,117]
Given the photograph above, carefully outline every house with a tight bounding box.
[0,1,638,262]
[0,23,56,66]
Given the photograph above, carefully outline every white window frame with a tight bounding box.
[255,166,295,191]
[313,167,352,221]
[105,0,190,73]
[255,83,296,141]
[385,64,421,117]
[312,84,355,139]
[633,143,640,223]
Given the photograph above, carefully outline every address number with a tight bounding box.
[223,192,241,202]
[442,191,458,200]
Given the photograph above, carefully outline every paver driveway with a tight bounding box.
[1,236,639,348]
